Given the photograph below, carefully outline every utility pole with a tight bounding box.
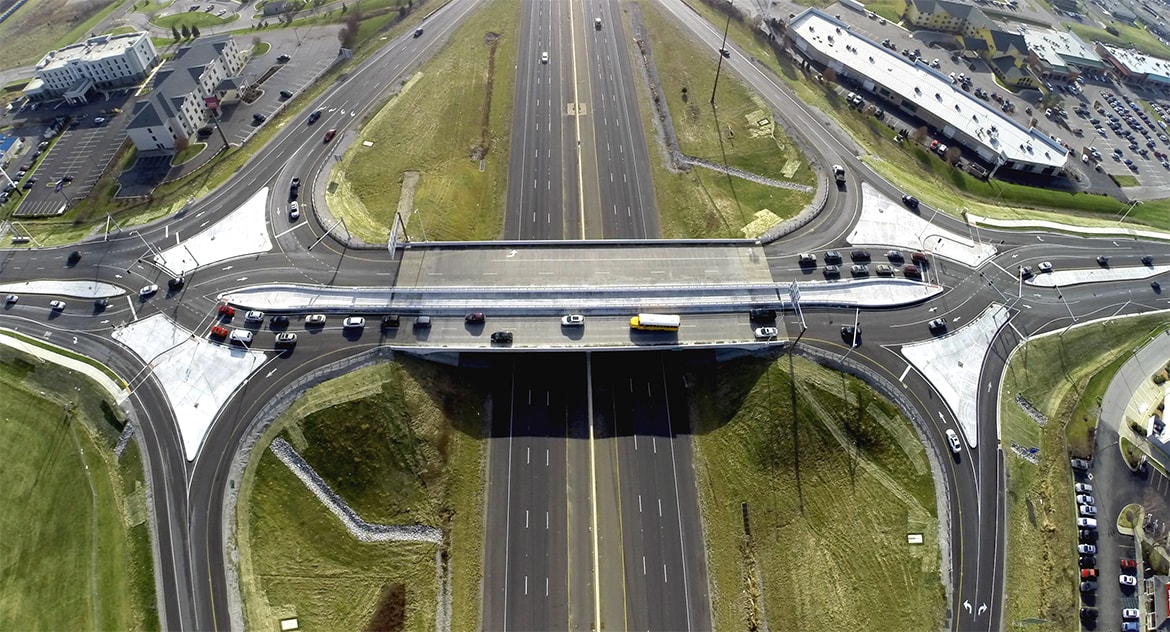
[710,8,732,105]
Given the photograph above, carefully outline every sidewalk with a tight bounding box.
[1100,328,1170,472]
[0,328,127,402]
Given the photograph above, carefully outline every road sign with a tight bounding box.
[788,280,806,331]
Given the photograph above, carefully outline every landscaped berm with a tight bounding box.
[236,358,488,631]
[0,344,157,631]
[690,354,945,631]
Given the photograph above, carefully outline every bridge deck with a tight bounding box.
[395,243,774,288]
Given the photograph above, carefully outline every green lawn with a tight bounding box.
[1068,22,1170,61]
[326,0,518,242]
[151,11,238,29]
[0,347,156,631]
[171,142,207,166]
[637,2,814,238]
[237,358,487,631]
[691,354,944,631]
[999,316,1170,631]
[251,41,271,57]
[0,0,127,71]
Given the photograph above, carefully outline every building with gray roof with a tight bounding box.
[126,35,246,152]
[787,8,1067,175]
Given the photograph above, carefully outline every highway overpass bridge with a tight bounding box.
[220,241,943,350]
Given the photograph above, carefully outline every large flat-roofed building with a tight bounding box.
[126,35,246,152]
[787,8,1067,176]
[1096,44,1170,89]
[1024,28,1105,80]
[23,32,158,104]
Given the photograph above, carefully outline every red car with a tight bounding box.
[323,128,337,142]
[911,251,929,264]
[209,325,229,339]
[217,304,235,318]
[1121,559,1138,571]
[903,264,921,278]
[930,139,940,151]
[1081,569,1097,579]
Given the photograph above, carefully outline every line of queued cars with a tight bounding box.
[797,249,926,279]
[1072,458,1144,629]
[207,307,534,346]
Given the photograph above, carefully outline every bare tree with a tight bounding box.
[911,126,928,143]
[944,146,961,165]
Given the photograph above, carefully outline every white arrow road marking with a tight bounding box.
[964,600,972,614]
[977,603,987,616]
[222,265,233,270]
[266,368,278,378]
[236,277,248,281]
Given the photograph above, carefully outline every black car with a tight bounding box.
[901,194,920,209]
[168,276,185,290]
[841,325,861,346]
[824,250,843,263]
[749,308,776,322]
[1080,607,1097,620]
[270,315,290,328]
[1143,255,1154,265]
[252,113,267,123]
[277,54,291,62]
[1078,555,1096,568]
[490,331,513,344]
[66,250,81,266]
[850,249,871,261]
[93,297,108,311]
[413,27,424,37]
[279,90,293,99]
[308,109,322,124]
[381,314,400,328]
[1079,528,1098,542]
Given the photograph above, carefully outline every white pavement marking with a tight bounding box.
[126,295,137,321]
[850,184,998,267]
[901,303,1012,447]
[112,314,266,460]
[899,364,911,382]
[0,280,125,298]
[154,187,274,275]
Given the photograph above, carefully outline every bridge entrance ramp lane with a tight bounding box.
[394,241,775,288]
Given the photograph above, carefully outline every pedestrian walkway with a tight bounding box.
[1099,326,1170,469]
[154,186,273,275]
[0,280,125,298]
[0,328,127,402]
[111,313,266,460]
[968,212,1170,241]
[901,303,1012,447]
[850,184,997,267]
[1027,265,1166,288]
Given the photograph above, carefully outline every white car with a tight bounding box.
[1077,517,1097,529]
[305,314,326,325]
[541,51,549,63]
[343,316,365,328]
[139,284,158,297]
[229,329,253,343]
[1074,483,1093,493]
[1120,575,1138,587]
[561,314,585,326]
[4,294,17,303]
[1077,544,1096,554]
[93,116,106,125]
[945,429,962,453]
[754,327,778,339]
[1038,261,1053,272]
[245,310,264,322]
[1122,608,1140,619]
[289,200,300,220]
[1079,504,1097,517]
[49,300,66,310]
[1076,494,1094,505]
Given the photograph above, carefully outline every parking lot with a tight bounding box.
[2,92,134,216]
[1068,84,1170,191]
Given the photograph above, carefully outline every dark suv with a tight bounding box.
[749,308,776,322]
[491,331,513,344]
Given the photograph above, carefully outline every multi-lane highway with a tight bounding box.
[3,0,1170,630]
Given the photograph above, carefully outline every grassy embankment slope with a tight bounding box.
[999,316,1169,631]
[0,346,157,630]
[237,358,487,631]
[691,354,945,631]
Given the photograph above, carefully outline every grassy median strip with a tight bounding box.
[0,347,156,631]
[999,316,1169,632]
[237,357,487,631]
[326,0,519,243]
[0,329,127,387]
[690,354,944,631]
[636,1,814,238]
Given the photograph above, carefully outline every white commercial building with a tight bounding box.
[126,35,246,152]
[1024,28,1106,80]
[23,32,158,104]
[787,8,1068,176]
[1097,44,1170,90]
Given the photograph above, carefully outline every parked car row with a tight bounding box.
[798,250,926,278]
